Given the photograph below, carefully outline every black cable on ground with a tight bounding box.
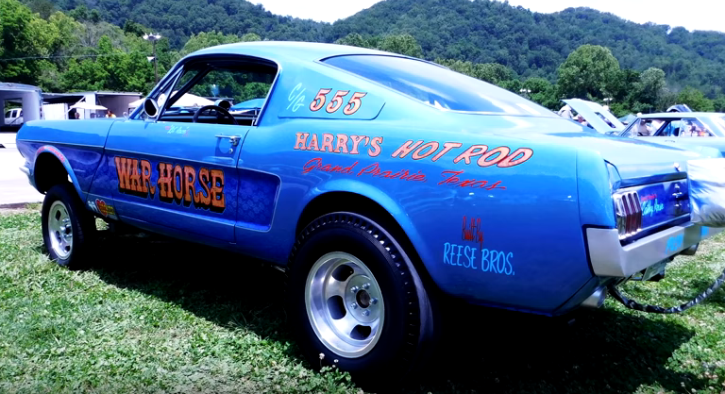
[608,267,725,314]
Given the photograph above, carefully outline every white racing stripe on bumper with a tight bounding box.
[587,224,723,277]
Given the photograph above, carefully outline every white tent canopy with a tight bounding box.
[128,92,214,110]
[70,102,107,111]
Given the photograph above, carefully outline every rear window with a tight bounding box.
[322,55,555,117]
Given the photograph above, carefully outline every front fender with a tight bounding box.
[33,145,85,199]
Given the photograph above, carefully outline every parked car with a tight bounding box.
[4,108,23,125]
[617,112,725,156]
[667,104,693,113]
[15,41,725,387]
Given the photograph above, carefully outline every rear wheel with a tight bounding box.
[285,212,439,389]
[41,183,95,269]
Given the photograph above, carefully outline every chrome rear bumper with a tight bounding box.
[587,224,722,277]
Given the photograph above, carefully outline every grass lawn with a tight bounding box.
[1,208,725,393]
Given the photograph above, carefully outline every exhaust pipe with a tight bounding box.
[581,287,606,308]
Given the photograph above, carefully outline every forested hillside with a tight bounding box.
[46,0,325,46]
[4,0,725,115]
[36,0,725,96]
[332,0,725,94]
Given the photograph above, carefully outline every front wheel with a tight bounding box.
[285,212,439,388]
[41,183,96,269]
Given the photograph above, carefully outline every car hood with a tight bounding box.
[563,98,626,134]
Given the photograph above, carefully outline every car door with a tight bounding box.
[101,56,277,244]
[651,118,682,141]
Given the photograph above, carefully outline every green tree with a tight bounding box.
[25,0,55,19]
[523,77,559,109]
[677,87,715,112]
[122,20,147,37]
[634,67,666,109]
[180,31,258,57]
[335,33,374,49]
[378,34,423,58]
[557,45,621,100]
[435,59,515,86]
[61,58,108,91]
[0,0,50,83]
[712,95,725,112]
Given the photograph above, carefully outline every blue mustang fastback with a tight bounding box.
[15,41,725,386]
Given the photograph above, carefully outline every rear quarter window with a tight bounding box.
[322,55,556,117]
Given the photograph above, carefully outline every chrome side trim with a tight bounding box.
[18,139,105,150]
[587,224,723,277]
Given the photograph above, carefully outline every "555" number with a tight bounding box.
[309,89,367,115]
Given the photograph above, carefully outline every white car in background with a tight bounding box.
[4,108,23,125]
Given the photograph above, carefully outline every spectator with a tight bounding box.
[558,105,573,119]
[637,120,651,136]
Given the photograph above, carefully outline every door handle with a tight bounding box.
[216,134,241,146]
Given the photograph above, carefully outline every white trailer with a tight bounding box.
[41,103,68,120]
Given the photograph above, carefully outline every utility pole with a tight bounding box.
[143,33,162,84]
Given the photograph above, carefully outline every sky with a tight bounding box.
[247,0,725,33]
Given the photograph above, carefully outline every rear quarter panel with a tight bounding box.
[237,60,591,313]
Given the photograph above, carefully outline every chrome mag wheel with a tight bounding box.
[47,200,73,259]
[305,251,385,358]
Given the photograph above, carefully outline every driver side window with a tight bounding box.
[156,58,277,127]
[656,120,682,137]
[629,118,658,137]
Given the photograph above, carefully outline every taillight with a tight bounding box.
[613,191,642,239]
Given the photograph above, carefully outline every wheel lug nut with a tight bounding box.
[350,303,358,309]
[362,283,370,290]
[350,286,359,293]
[362,310,370,317]
[371,298,378,305]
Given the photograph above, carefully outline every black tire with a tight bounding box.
[285,212,439,390]
[681,243,699,256]
[41,183,96,270]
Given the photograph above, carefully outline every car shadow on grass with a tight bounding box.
[88,228,704,394]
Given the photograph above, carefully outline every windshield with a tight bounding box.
[322,55,556,117]
[701,115,725,136]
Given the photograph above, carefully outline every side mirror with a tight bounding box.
[143,98,159,120]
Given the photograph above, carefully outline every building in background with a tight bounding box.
[1,82,143,131]
[1,83,43,132]
[43,91,143,120]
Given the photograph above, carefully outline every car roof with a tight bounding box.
[185,41,414,64]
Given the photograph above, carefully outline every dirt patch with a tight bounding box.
[0,202,40,214]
